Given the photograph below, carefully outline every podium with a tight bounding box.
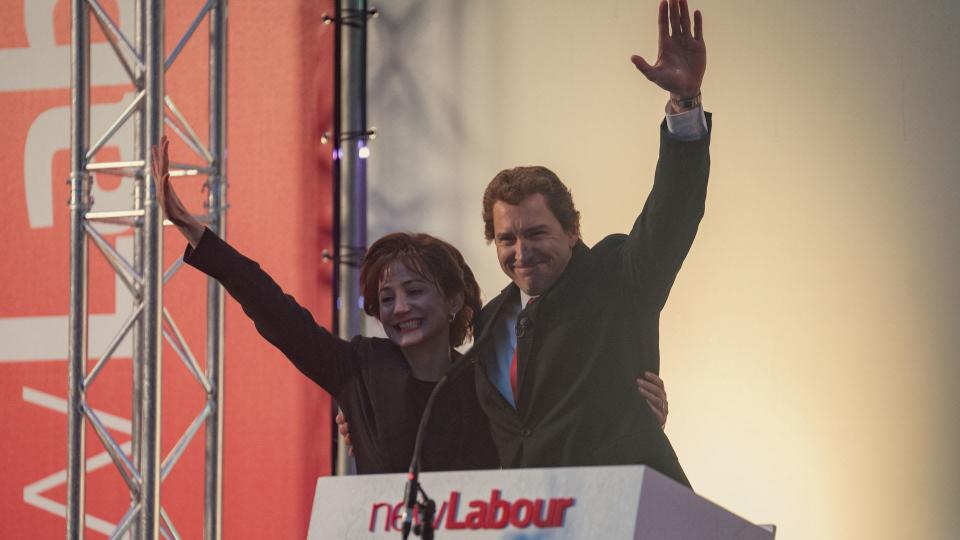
[307,465,774,539]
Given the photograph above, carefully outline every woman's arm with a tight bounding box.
[153,137,355,396]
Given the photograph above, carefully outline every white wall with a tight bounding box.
[366,2,960,538]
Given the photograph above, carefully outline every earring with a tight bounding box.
[448,312,456,323]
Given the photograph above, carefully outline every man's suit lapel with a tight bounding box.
[474,283,516,351]
[514,242,590,404]
[469,284,520,411]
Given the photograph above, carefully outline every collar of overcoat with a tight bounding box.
[467,239,592,379]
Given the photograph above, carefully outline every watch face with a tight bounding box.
[671,93,701,112]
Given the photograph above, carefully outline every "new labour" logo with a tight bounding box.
[368,489,576,532]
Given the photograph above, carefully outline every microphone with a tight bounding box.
[400,352,479,539]
[400,472,418,539]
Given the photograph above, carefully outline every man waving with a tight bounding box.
[474,0,709,487]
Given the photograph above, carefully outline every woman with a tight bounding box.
[154,137,497,472]
[152,137,669,473]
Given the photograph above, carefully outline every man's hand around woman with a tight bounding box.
[334,371,672,458]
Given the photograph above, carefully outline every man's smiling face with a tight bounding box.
[492,193,579,296]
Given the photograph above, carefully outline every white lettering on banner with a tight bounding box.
[0,0,132,91]
[21,386,130,536]
[26,94,137,230]
[1,2,139,363]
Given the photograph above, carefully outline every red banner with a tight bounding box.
[0,1,335,537]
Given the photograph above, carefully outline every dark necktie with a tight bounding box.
[509,297,535,403]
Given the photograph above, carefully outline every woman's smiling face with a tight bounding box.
[377,261,456,351]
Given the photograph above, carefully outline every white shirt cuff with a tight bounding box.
[664,102,708,141]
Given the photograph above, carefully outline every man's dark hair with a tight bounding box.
[481,165,581,242]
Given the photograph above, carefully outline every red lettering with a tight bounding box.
[433,500,448,530]
[530,499,554,527]
[379,489,576,532]
[445,491,467,530]
[550,497,575,527]
[510,498,535,528]
[465,500,487,529]
[484,489,510,529]
[391,502,405,532]
[378,499,453,532]
[369,502,393,532]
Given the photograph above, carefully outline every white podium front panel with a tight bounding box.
[306,465,773,539]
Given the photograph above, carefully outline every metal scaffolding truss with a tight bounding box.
[68,1,228,539]
[324,0,376,477]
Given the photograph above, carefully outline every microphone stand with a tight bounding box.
[400,353,478,539]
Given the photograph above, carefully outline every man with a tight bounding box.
[472,0,709,487]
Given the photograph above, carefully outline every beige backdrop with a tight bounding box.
[365,1,960,539]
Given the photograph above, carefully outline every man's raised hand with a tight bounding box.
[630,0,706,104]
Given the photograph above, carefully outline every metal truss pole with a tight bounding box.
[131,1,147,535]
[140,1,165,537]
[332,0,375,477]
[67,0,91,536]
[68,1,228,537]
[204,2,228,538]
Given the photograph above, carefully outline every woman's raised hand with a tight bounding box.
[152,136,204,247]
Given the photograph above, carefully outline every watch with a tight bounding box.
[670,92,702,111]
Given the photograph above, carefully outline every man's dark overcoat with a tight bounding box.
[471,116,712,486]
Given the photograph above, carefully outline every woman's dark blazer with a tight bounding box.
[185,229,499,474]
